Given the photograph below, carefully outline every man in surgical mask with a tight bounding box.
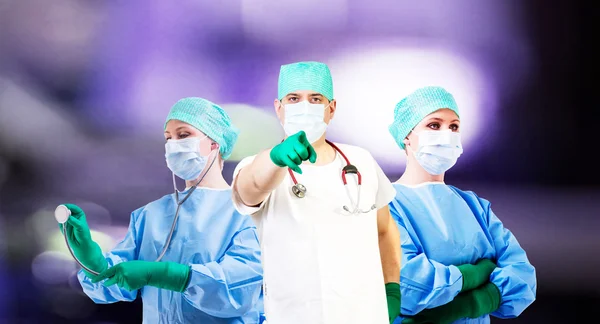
[232,61,402,324]
[57,97,264,323]
[387,86,536,324]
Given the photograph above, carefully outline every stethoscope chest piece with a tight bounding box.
[55,205,71,224]
[291,183,306,198]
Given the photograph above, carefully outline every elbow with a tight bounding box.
[491,283,537,319]
[235,171,263,208]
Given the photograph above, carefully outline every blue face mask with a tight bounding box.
[410,130,463,175]
[165,136,208,180]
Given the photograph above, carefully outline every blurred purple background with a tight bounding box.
[0,0,597,323]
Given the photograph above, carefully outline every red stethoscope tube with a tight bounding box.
[288,139,361,188]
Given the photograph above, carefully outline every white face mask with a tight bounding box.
[282,100,328,143]
[165,136,210,180]
[409,130,463,175]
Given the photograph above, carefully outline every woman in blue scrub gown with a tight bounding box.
[387,87,536,324]
[59,97,263,323]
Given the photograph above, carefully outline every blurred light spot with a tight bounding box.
[28,202,113,253]
[241,0,349,42]
[48,288,95,319]
[45,1,102,45]
[67,202,113,227]
[67,269,86,293]
[0,79,84,163]
[129,57,220,133]
[47,228,117,256]
[31,251,77,285]
[327,45,491,170]
[4,0,106,75]
[221,103,285,161]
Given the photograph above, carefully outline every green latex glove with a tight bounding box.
[402,282,502,324]
[386,282,402,323]
[58,203,108,277]
[270,130,317,174]
[457,259,497,292]
[92,260,191,292]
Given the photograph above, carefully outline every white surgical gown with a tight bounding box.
[78,187,264,324]
[233,144,396,324]
[390,183,537,324]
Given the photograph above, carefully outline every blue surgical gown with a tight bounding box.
[77,187,264,323]
[389,183,536,324]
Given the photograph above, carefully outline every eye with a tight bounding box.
[289,97,299,102]
[165,137,171,142]
[450,124,460,131]
[311,97,322,103]
[178,133,190,139]
[427,122,440,130]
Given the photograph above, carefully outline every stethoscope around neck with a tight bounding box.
[288,139,376,214]
[53,145,220,275]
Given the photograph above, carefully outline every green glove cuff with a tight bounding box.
[466,282,502,318]
[457,263,477,291]
[149,262,192,293]
[457,259,496,292]
[385,282,401,322]
[385,282,401,299]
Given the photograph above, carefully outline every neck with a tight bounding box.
[310,135,336,165]
[185,154,229,189]
[397,155,445,186]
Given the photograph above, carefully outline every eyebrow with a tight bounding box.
[426,117,460,123]
[164,126,191,134]
[285,93,299,98]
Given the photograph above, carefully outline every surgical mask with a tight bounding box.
[282,100,328,143]
[165,136,209,180]
[410,130,463,175]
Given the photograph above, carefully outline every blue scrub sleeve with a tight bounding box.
[483,200,537,318]
[392,208,463,315]
[182,227,263,318]
[77,211,140,303]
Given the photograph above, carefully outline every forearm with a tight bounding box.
[183,261,262,317]
[379,216,401,283]
[408,282,501,323]
[236,149,287,206]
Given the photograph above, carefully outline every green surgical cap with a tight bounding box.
[389,86,460,149]
[278,61,334,101]
[164,97,239,159]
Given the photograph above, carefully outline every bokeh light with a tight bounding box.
[46,287,96,320]
[46,228,117,256]
[327,44,491,170]
[31,251,77,285]
[221,103,285,161]
[128,56,222,133]
[241,0,349,42]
